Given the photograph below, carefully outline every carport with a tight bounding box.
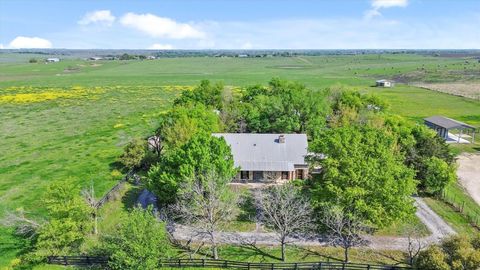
[424,116,476,144]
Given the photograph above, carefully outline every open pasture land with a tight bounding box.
[0,53,479,265]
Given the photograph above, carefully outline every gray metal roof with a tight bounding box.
[424,116,475,130]
[212,133,308,171]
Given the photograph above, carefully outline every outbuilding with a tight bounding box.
[424,116,476,143]
[376,79,394,88]
[46,58,60,63]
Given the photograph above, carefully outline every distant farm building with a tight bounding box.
[147,56,156,60]
[376,79,394,88]
[89,57,103,61]
[424,116,476,144]
[46,58,60,63]
[212,133,309,183]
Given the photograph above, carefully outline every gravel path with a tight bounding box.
[457,153,480,206]
[138,188,455,250]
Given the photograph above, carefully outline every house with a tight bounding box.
[212,133,309,182]
[45,58,60,63]
[147,56,156,60]
[376,79,394,88]
[89,57,103,61]
[424,116,476,144]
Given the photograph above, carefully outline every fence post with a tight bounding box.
[342,262,345,270]
[367,264,371,270]
[63,256,68,266]
[294,262,298,270]
[202,259,205,267]
[319,262,322,270]
[248,262,251,270]
[271,263,274,270]
[86,256,90,265]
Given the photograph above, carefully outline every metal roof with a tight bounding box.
[424,116,475,130]
[212,133,308,171]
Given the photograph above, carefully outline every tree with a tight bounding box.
[422,157,456,195]
[102,206,174,270]
[158,104,222,150]
[257,183,314,261]
[81,184,99,235]
[119,138,147,170]
[320,206,369,263]
[174,80,224,110]
[231,78,328,137]
[441,235,480,270]
[308,126,417,228]
[173,171,239,259]
[35,181,90,256]
[146,134,237,205]
[414,235,480,270]
[415,245,450,270]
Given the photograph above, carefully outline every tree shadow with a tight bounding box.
[294,245,342,262]
[371,250,408,266]
[237,192,257,222]
[221,243,282,262]
[121,185,142,211]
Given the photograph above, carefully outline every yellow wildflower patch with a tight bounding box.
[0,86,105,104]
[113,123,125,129]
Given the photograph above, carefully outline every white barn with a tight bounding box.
[376,79,394,88]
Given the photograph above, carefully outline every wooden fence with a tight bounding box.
[440,189,480,230]
[95,171,135,209]
[47,256,412,270]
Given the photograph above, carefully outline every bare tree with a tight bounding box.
[257,183,314,261]
[0,209,43,238]
[81,184,99,235]
[173,171,239,259]
[321,206,370,263]
[147,133,164,158]
[405,226,427,266]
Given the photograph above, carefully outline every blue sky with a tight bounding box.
[0,0,479,49]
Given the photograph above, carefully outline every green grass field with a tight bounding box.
[0,53,479,265]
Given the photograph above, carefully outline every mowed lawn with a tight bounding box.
[0,54,479,265]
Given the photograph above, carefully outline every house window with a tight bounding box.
[281,171,289,180]
[240,171,249,180]
[296,169,304,180]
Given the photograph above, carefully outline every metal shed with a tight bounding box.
[424,116,476,143]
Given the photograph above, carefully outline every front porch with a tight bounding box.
[233,167,308,183]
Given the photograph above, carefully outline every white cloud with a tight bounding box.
[120,12,205,39]
[241,42,253,49]
[78,10,115,26]
[0,44,4,49]
[148,43,174,50]
[372,0,408,9]
[366,0,408,19]
[8,36,52,48]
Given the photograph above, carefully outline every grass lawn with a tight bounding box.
[194,245,408,266]
[375,215,430,237]
[1,53,479,263]
[423,197,478,236]
[441,182,480,227]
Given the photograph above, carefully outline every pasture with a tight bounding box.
[0,53,479,265]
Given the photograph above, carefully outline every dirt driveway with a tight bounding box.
[457,153,480,205]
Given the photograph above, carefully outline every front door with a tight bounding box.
[253,171,264,181]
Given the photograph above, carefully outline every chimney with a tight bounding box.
[278,135,286,144]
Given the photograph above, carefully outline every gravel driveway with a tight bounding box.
[139,188,456,250]
[457,153,480,206]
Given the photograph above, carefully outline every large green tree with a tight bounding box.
[35,181,90,256]
[157,103,222,150]
[146,134,237,205]
[102,207,174,270]
[227,78,328,137]
[174,80,224,110]
[309,125,417,228]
